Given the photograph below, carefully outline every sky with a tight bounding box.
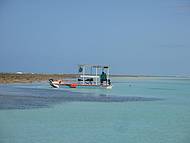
[0,0,190,75]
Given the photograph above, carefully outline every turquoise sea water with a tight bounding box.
[0,77,190,143]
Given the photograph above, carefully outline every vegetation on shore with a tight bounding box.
[0,73,77,84]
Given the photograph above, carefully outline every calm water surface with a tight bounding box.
[0,77,190,143]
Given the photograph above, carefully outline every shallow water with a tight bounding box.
[0,77,190,143]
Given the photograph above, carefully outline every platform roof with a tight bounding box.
[78,64,110,68]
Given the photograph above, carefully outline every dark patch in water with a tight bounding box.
[0,86,162,110]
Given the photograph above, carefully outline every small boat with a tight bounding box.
[49,79,60,88]
[49,64,113,89]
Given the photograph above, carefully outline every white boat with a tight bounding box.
[49,64,113,89]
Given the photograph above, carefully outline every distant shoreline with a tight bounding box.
[0,73,189,84]
[0,73,77,84]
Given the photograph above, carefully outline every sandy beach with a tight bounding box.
[0,73,77,84]
[1,73,189,84]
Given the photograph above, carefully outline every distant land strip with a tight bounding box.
[0,73,189,84]
[0,73,77,84]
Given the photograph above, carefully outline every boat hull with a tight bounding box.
[49,81,112,89]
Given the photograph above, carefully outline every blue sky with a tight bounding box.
[0,0,190,75]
